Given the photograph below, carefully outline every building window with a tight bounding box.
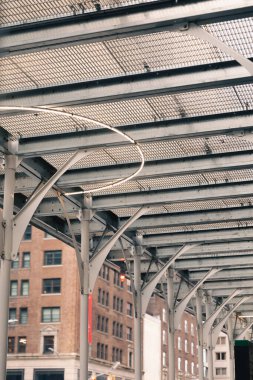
[217,336,226,345]
[9,308,17,322]
[43,335,54,354]
[127,302,133,316]
[216,352,226,361]
[178,357,181,371]
[10,280,18,296]
[21,280,29,296]
[185,359,188,374]
[184,320,188,333]
[44,250,62,266]
[8,337,15,353]
[127,327,133,341]
[99,264,109,280]
[163,330,166,345]
[97,343,108,360]
[22,252,30,268]
[113,296,123,313]
[23,225,31,240]
[215,368,227,375]
[162,308,166,322]
[97,315,108,333]
[18,337,27,353]
[162,352,166,367]
[185,339,188,353]
[128,351,133,368]
[191,322,194,336]
[98,288,109,307]
[11,256,19,269]
[42,307,60,323]
[19,308,28,324]
[191,362,195,375]
[112,347,122,362]
[42,278,61,294]
[178,337,182,350]
[191,342,194,355]
[112,321,123,338]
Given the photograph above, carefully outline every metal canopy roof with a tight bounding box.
[1,0,253,318]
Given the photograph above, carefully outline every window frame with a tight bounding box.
[43,335,55,354]
[41,307,60,323]
[23,225,32,240]
[44,250,62,266]
[10,280,18,297]
[8,337,15,354]
[42,278,61,294]
[21,280,29,296]
[22,251,30,268]
[19,307,28,324]
[17,336,27,353]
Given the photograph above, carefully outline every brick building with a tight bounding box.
[7,226,199,380]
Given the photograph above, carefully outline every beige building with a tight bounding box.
[213,332,231,380]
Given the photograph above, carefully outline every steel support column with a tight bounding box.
[196,290,204,380]
[205,292,214,380]
[79,204,92,380]
[203,289,241,345]
[167,267,175,380]
[0,154,17,380]
[134,237,143,380]
[227,316,235,380]
[175,268,219,328]
[141,244,197,315]
[89,207,149,291]
[211,296,250,349]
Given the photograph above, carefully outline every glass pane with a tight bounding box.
[21,280,29,296]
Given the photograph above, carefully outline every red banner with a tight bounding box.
[88,294,93,344]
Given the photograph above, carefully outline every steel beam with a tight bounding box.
[17,112,253,157]
[156,241,253,258]
[203,279,253,290]
[92,181,253,209]
[184,23,253,76]
[189,267,253,281]
[206,288,253,298]
[141,227,253,247]
[229,303,253,313]
[0,64,252,107]
[137,256,253,274]
[119,206,253,231]
[4,151,253,192]
[1,0,252,57]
